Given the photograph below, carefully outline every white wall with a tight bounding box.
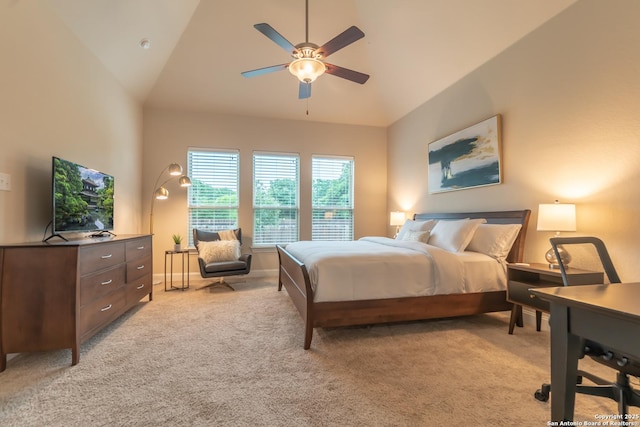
[387,0,640,281]
[143,109,387,275]
[0,2,144,244]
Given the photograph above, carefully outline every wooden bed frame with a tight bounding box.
[276,209,531,349]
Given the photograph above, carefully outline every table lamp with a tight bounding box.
[390,211,405,238]
[537,201,576,268]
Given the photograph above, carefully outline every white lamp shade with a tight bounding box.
[537,203,576,232]
[390,211,406,226]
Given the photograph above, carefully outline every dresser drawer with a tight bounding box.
[125,237,152,262]
[79,242,125,275]
[80,264,126,306]
[79,289,126,337]
[507,280,556,312]
[126,279,151,305]
[127,255,152,282]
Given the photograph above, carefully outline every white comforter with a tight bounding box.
[284,237,507,302]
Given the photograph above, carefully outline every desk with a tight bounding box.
[532,283,640,421]
[164,249,194,291]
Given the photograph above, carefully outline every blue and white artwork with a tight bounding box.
[428,115,502,193]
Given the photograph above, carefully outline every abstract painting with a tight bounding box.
[428,115,502,193]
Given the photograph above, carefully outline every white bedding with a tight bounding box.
[284,237,508,302]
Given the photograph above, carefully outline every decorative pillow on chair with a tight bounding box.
[396,219,437,240]
[198,240,241,263]
[428,218,486,252]
[467,223,522,261]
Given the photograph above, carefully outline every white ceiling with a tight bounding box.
[46,0,577,127]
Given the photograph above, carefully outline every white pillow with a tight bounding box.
[396,219,437,240]
[427,218,486,252]
[467,223,522,260]
[402,230,431,243]
[198,240,241,263]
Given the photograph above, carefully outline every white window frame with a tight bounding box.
[187,148,239,247]
[252,152,299,247]
[311,155,354,241]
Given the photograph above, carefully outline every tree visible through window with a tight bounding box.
[187,149,239,246]
[253,153,299,246]
[312,156,354,241]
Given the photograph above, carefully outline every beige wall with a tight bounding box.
[5,0,638,286]
[143,109,387,275]
[0,2,144,245]
[387,0,640,281]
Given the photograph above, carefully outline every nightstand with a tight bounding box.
[506,263,604,334]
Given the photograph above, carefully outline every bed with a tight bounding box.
[276,210,531,349]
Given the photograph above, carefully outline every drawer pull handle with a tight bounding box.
[136,284,145,290]
[100,304,113,312]
[137,246,145,250]
[529,295,536,299]
[101,279,113,286]
[137,265,145,270]
[101,254,113,259]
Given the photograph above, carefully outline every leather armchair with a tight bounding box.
[193,228,252,291]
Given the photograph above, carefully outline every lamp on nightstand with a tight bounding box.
[536,200,576,268]
[390,211,405,238]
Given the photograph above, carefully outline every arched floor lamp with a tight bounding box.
[149,163,191,235]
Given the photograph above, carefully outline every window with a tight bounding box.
[312,156,354,241]
[253,153,299,246]
[187,149,239,246]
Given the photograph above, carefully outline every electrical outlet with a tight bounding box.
[0,172,11,191]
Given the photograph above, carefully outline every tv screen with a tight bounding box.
[52,156,114,234]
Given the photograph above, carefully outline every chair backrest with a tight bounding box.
[550,236,620,285]
[193,228,242,249]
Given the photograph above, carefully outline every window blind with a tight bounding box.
[187,149,239,246]
[253,153,299,246]
[311,156,354,241]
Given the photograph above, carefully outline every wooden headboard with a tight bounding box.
[413,209,531,263]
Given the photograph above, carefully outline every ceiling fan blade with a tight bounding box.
[324,63,370,84]
[254,23,298,56]
[316,26,365,58]
[298,82,311,99]
[241,64,289,78]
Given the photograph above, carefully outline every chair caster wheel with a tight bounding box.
[534,384,550,402]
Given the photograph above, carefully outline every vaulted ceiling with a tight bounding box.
[46,0,577,127]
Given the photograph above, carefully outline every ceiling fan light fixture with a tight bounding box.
[289,57,326,83]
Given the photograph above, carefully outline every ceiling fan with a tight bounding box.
[241,0,370,99]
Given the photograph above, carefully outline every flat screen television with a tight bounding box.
[50,156,115,239]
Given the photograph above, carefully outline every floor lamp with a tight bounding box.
[149,163,192,235]
[149,163,191,285]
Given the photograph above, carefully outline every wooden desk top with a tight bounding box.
[532,282,640,322]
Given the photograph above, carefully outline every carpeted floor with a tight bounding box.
[0,277,637,426]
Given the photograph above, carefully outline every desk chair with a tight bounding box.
[535,236,640,415]
[193,228,252,291]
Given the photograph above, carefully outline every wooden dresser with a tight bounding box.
[0,234,153,371]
